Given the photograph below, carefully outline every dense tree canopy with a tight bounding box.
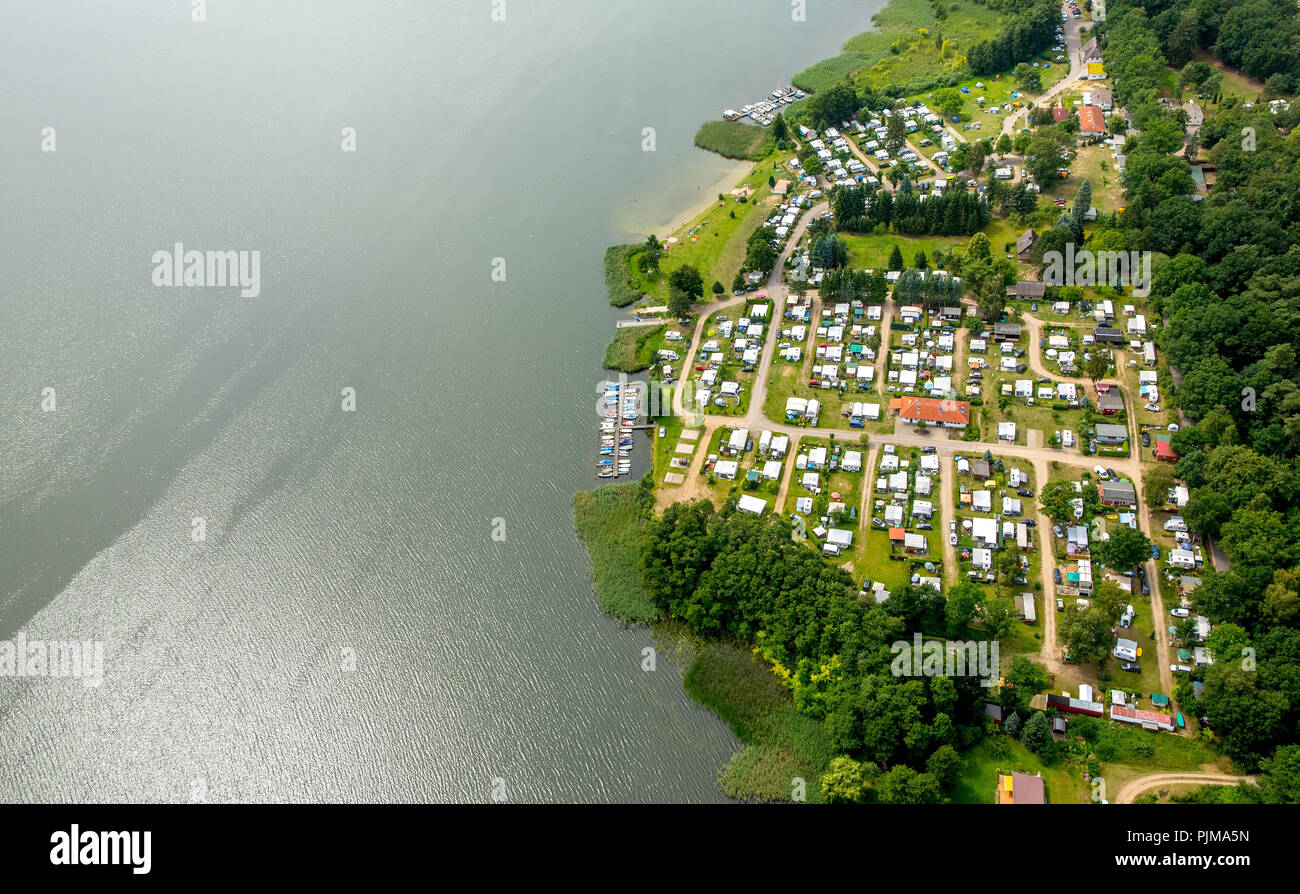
[642,502,994,797]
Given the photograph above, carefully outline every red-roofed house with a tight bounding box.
[890,396,970,429]
[1155,434,1179,463]
[1079,105,1106,136]
[1051,106,1069,123]
[1110,703,1175,731]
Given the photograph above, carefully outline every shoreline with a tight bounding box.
[641,157,756,240]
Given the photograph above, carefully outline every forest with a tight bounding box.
[831,180,992,236]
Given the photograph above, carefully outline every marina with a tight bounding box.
[722,86,804,126]
[597,381,644,478]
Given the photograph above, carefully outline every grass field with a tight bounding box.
[695,120,777,161]
[630,152,786,304]
[652,413,687,485]
[572,481,658,624]
[952,737,1092,804]
[1033,142,1123,214]
[1169,52,1265,108]
[683,642,836,802]
[840,231,966,270]
[795,0,1004,95]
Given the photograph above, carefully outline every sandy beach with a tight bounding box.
[660,158,755,236]
[621,157,756,241]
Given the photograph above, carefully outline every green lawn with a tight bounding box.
[652,413,687,485]
[952,737,1092,804]
[840,232,965,270]
[904,54,1068,139]
[794,0,1005,95]
[630,152,788,304]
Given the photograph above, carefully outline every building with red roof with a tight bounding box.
[1079,105,1106,135]
[1110,703,1175,731]
[890,396,970,428]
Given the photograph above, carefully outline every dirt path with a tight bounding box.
[1020,312,1093,388]
[1032,456,1062,673]
[1134,463,1175,699]
[773,437,800,512]
[938,448,959,585]
[873,300,892,393]
[1114,773,1256,804]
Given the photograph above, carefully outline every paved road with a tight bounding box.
[1114,773,1256,804]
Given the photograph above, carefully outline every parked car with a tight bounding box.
[1120,662,1141,673]
[949,533,958,546]
[1141,431,1151,447]
[1053,568,1062,585]
[1057,598,1065,611]
[1151,544,1161,559]
[1171,607,1191,618]
[1141,578,1150,596]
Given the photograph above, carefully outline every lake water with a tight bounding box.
[0,0,878,802]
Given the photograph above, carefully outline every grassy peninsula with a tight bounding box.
[693,120,777,160]
[603,243,645,307]
[572,480,658,624]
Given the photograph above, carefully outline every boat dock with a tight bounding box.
[723,87,804,126]
[597,380,644,479]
